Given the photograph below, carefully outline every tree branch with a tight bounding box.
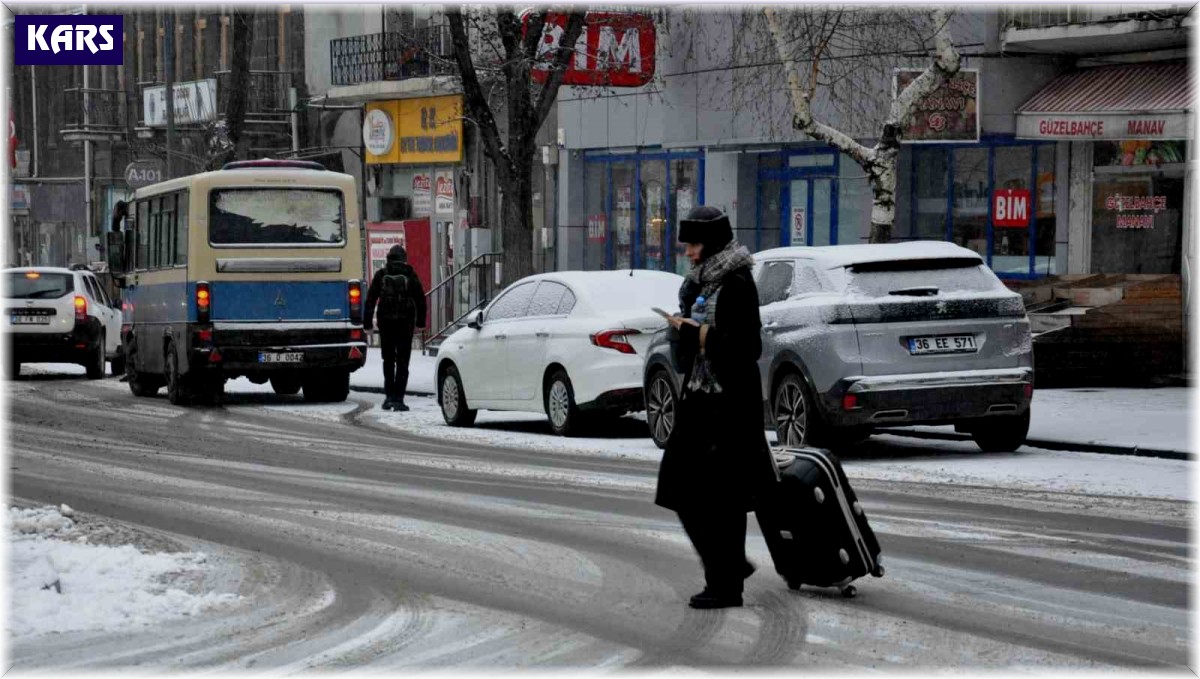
[884,8,961,137]
[528,10,586,148]
[447,6,513,183]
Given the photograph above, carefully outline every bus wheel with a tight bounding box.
[127,340,160,397]
[303,370,350,403]
[165,343,193,406]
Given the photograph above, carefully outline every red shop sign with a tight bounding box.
[523,11,656,88]
[993,189,1031,228]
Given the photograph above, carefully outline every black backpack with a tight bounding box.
[378,263,416,323]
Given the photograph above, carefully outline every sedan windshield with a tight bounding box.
[4,272,73,299]
[209,189,345,246]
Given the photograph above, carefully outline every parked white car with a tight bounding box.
[436,270,684,436]
[4,266,124,379]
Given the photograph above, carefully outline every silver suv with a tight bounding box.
[642,242,1034,453]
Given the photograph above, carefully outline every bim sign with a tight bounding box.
[14,15,123,66]
[524,12,656,88]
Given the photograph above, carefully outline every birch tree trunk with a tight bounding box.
[765,7,961,243]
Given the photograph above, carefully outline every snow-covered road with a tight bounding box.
[5,369,1194,672]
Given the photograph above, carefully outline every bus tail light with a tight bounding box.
[196,282,211,323]
[74,296,87,322]
[348,280,363,324]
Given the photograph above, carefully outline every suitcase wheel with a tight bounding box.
[840,585,857,599]
[871,564,885,578]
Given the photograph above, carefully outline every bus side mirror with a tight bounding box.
[106,231,126,273]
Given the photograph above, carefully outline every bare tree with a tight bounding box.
[213,6,256,168]
[764,6,962,243]
[446,6,586,285]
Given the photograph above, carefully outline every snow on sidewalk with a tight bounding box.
[7,504,241,640]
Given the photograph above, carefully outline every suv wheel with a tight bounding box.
[645,368,677,450]
[85,331,106,380]
[971,410,1030,453]
[440,364,477,427]
[773,372,824,447]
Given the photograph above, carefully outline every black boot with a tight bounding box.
[688,588,743,609]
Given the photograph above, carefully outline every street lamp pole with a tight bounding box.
[164,10,175,179]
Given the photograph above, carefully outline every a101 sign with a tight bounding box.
[523,12,656,88]
[993,188,1031,228]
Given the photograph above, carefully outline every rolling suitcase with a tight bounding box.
[755,446,884,598]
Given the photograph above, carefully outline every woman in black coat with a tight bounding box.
[655,206,777,609]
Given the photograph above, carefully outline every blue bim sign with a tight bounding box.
[14,15,123,66]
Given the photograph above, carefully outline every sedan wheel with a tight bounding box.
[545,369,582,437]
[646,370,676,449]
[440,365,476,427]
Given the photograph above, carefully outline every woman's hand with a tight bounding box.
[667,315,700,330]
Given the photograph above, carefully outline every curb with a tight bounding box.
[349,386,1190,462]
[885,429,1191,462]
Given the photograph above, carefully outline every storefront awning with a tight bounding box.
[1015,62,1193,140]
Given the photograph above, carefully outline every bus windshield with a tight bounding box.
[209,188,345,246]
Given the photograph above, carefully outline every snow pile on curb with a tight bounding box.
[8,505,242,639]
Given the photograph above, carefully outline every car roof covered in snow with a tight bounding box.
[754,241,983,269]
[520,269,683,288]
[512,269,683,313]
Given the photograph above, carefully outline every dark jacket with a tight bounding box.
[654,266,776,512]
[363,258,426,331]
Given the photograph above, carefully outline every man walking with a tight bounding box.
[363,245,426,411]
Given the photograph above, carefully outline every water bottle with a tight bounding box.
[691,295,707,325]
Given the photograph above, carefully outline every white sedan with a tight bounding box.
[436,270,684,436]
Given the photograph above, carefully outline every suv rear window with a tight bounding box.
[5,272,74,299]
[837,258,1007,297]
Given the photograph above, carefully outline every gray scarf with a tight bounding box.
[683,241,755,394]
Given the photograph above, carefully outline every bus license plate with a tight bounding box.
[908,335,977,355]
[259,352,303,363]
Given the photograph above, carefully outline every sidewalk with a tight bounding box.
[350,352,1192,460]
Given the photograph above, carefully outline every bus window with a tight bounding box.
[136,200,149,270]
[175,191,189,265]
[209,188,345,246]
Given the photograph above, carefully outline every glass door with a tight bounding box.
[782,178,832,247]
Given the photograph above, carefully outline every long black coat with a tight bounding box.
[654,266,776,513]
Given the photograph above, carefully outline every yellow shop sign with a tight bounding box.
[364,95,463,165]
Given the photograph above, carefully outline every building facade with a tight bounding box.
[5,5,303,268]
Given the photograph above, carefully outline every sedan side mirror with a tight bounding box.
[467,310,484,330]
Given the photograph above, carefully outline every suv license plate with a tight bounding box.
[10,315,49,325]
[259,352,303,363]
[908,335,977,355]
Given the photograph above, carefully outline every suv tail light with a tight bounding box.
[196,281,211,323]
[73,295,87,322]
[348,280,363,324]
[590,329,640,354]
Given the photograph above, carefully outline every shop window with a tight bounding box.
[1034,147,1056,276]
[583,163,608,271]
[1094,140,1187,167]
[991,146,1033,275]
[838,154,870,246]
[789,153,835,168]
[1091,142,1185,274]
[913,147,949,241]
[952,147,988,259]
[611,162,635,269]
[670,159,700,276]
[640,160,667,272]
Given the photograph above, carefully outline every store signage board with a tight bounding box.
[1016,112,1193,140]
[895,69,980,143]
[993,189,1031,228]
[523,11,656,87]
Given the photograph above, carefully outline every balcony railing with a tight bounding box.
[330,24,457,87]
[1004,4,1190,30]
[60,88,127,137]
[216,71,293,120]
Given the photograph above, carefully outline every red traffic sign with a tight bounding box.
[523,11,656,88]
[993,188,1031,228]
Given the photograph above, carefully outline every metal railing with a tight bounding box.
[216,71,293,120]
[330,23,457,87]
[1003,4,1190,30]
[422,251,502,351]
[61,88,126,136]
